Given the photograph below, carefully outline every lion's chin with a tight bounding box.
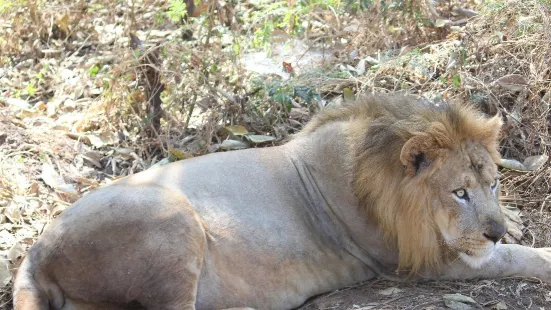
[457,243,498,269]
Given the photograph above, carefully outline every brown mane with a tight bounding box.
[301,94,503,274]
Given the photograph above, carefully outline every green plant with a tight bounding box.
[250,0,346,49]
[452,75,461,88]
[167,0,187,23]
[26,82,36,97]
[89,65,100,77]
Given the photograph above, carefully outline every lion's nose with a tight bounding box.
[483,220,506,244]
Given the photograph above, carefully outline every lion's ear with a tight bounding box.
[400,134,441,177]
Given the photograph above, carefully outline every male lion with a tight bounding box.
[13,94,551,310]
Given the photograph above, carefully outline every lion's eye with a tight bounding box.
[490,178,498,189]
[454,189,468,200]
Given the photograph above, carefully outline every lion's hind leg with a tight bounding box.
[14,185,207,310]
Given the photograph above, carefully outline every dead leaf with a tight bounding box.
[224,125,249,136]
[0,230,16,247]
[113,148,134,160]
[35,101,47,111]
[356,59,366,76]
[7,242,25,264]
[51,203,68,216]
[87,131,119,148]
[523,155,548,171]
[443,293,478,310]
[169,146,192,160]
[355,306,377,310]
[219,139,250,150]
[28,182,40,196]
[343,88,355,103]
[492,301,507,310]
[0,260,11,287]
[245,135,276,144]
[75,177,99,187]
[435,19,450,27]
[16,108,42,119]
[377,287,402,296]
[443,293,477,304]
[1,97,30,110]
[56,14,70,35]
[493,74,528,92]
[41,163,65,189]
[40,163,78,197]
[498,159,527,171]
[56,184,78,196]
[81,151,103,168]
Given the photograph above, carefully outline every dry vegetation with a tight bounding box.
[1,0,551,309]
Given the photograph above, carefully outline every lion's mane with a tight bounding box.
[300,94,503,274]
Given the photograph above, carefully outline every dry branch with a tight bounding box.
[130,33,165,138]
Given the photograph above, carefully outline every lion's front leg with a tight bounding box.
[439,244,551,282]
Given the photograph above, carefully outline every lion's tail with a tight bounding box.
[13,253,63,310]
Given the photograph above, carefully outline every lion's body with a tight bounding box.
[13,95,551,310]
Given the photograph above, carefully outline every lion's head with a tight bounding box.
[303,94,505,274]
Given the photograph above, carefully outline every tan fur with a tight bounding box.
[12,94,551,310]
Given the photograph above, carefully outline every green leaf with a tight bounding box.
[26,83,36,96]
[452,75,461,88]
[89,65,100,77]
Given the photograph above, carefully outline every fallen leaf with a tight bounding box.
[224,125,249,136]
[523,155,548,171]
[16,108,42,119]
[0,260,11,287]
[113,148,134,160]
[1,97,30,110]
[28,182,40,196]
[444,300,476,310]
[56,14,70,35]
[377,287,402,296]
[7,242,25,263]
[343,88,355,103]
[0,230,16,247]
[56,184,79,196]
[443,293,477,304]
[4,203,21,223]
[443,293,478,310]
[435,19,450,27]
[498,159,527,171]
[356,59,366,76]
[169,146,192,160]
[81,151,103,168]
[493,301,507,310]
[219,139,250,150]
[75,177,99,187]
[493,74,528,92]
[245,135,276,144]
[40,163,78,197]
[87,131,119,148]
[41,163,65,189]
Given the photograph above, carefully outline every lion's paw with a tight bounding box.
[501,205,524,244]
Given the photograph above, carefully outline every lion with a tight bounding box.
[13,94,551,310]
